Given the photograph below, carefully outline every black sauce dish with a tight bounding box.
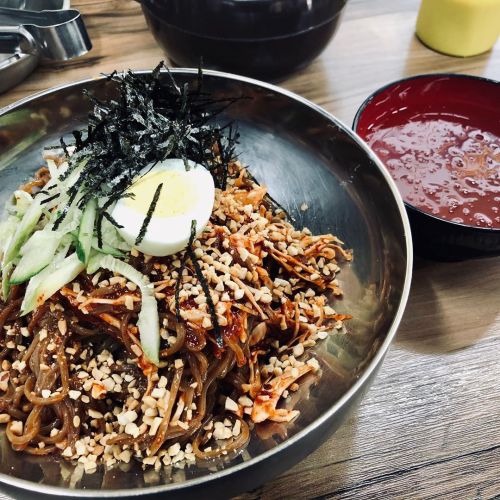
[138,0,347,80]
[353,73,500,261]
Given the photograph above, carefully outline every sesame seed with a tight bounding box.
[176,420,189,430]
[69,390,81,400]
[62,446,73,457]
[306,358,320,372]
[124,422,140,437]
[232,419,242,436]
[168,443,181,457]
[124,295,135,311]
[10,421,23,435]
[292,343,304,357]
[58,319,67,336]
[119,450,132,463]
[131,344,142,357]
[238,396,253,407]
[225,397,239,412]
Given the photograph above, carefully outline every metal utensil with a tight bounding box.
[0,1,90,94]
[0,0,68,9]
[0,7,91,60]
[0,69,413,498]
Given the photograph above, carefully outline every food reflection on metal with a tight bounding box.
[0,109,49,167]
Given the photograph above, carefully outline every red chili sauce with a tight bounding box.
[367,117,500,228]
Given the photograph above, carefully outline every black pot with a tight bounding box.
[139,0,347,80]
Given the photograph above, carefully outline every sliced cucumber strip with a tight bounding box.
[8,190,33,217]
[88,253,159,365]
[9,230,63,284]
[0,217,17,262]
[76,198,97,264]
[1,200,43,269]
[55,234,73,263]
[21,253,85,316]
[91,238,125,258]
[1,262,14,301]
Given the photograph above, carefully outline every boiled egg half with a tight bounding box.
[111,159,214,256]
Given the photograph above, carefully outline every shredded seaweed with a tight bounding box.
[53,61,242,230]
[39,193,60,205]
[174,221,222,347]
[102,211,124,229]
[185,220,222,347]
[175,253,189,323]
[135,182,163,246]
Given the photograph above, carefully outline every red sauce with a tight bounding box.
[367,117,500,228]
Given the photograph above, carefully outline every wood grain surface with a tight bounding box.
[1,1,500,499]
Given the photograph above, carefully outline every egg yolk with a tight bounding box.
[124,170,197,218]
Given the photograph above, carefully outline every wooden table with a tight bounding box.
[1,1,500,498]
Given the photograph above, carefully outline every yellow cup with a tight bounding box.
[416,0,500,57]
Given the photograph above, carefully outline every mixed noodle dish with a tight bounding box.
[0,65,352,473]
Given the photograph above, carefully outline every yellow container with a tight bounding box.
[416,0,500,57]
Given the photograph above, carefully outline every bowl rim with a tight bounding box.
[352,72,500,234]
[140,1,345,42]
[0,67,413,497]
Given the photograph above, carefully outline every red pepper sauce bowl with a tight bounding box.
[353,74,500,260]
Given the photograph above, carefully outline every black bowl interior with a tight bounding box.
[0,70,411,498]
[141,0,347,39]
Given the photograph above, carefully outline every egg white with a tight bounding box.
[111,159,214,256]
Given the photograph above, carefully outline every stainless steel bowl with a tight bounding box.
[0,69,412,499]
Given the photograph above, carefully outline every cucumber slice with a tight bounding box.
[0,217,17,261]
[56,235,73,263]
[91,239,125,258]
[76,199,97,264]
[9,230,63,284]
[21,253,85,316]
[88,253,159,365]
[137,292,160,366]
[1,262,14,301]
[1,200,43,269]
[9,191,33,217]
